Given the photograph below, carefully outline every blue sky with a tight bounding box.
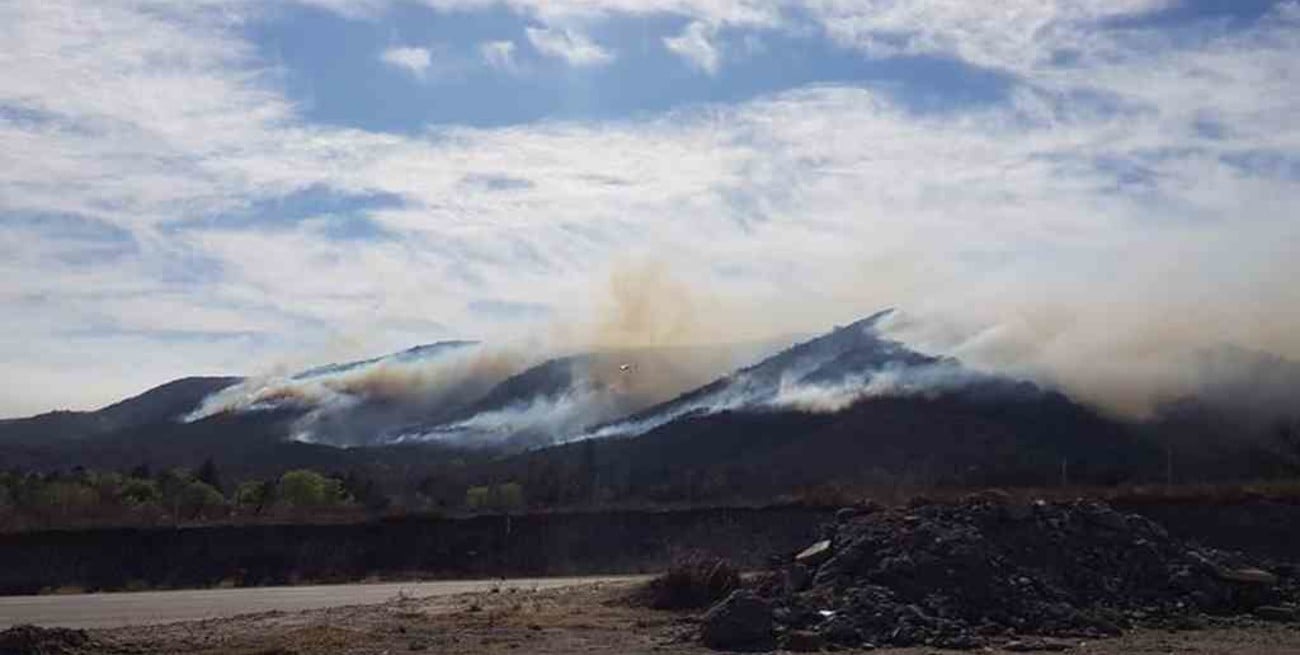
[2,0,1299,416]
[253,2,1020,131]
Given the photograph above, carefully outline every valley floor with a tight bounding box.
[23,579,1300,655]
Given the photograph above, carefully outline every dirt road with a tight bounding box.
[0,575,649,629]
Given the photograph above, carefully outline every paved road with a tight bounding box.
[0,576,648,629]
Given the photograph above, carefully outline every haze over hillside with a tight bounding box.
[3,310,1297,501]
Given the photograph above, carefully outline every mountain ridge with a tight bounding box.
[4,313,1296,500]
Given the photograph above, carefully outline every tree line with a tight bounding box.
[0,460,386,529]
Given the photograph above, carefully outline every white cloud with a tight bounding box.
[804,0,1173,72]
[525,25,614,66]
[307,0,783,28]
[664,21,721,74]
[3,0,1300,418]
[480,39,518,72]
[380,45,434,77]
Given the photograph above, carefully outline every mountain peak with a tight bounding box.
[840,307,896,332]
[292,340,478,380]
[579,310,952,440]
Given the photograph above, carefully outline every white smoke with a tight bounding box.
[395,386,622,447]
[577,364,971,441]
[774,367,922,413]
[186,342,534,445]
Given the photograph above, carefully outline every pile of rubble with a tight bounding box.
[701,494,1299,651]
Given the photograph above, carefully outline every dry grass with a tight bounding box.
[636,554,741,610]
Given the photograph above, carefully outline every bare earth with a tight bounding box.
[61,579,1300,654]
[0,577,647,630]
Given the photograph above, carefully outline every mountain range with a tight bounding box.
[2,310,1296,500]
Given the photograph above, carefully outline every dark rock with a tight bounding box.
[780,630,825,652]
[1164,613,1208,631]
[1004,500,1034,522]
[820,615,863,646]
[1005,638,1073,651]
[1254,605,1298,622]
[785,563,812,594]
[1219,568,1278,585]
[967,489,1012,505]
[701,590,775,651]
[796,540,833,568]
[931,631,982,650]
[1087,509,1129,532]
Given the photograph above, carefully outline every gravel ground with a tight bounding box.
[5,579,1299,654]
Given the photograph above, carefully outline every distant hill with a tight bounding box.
[584,310,1048,439]
[389,344,775,449]
[0,376,241,445]
[3,313,1295,504]
[0,340,772,482]
[471,313,1156,504]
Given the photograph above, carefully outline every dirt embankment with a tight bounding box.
[2,495,1299,597]
[0,506,830,595]
[1112,495,1300,561]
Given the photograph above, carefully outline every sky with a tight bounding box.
[2,0,1298,417]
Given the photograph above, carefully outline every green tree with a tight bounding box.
[157,468,191,497]
[464,483,525,512]
[277,470,347,509]
[156,468,227,520]
[497,482,525,511]
[234,480,273,513]
[119,477,161,507]
[179,480,226,518]
[464,485,491,510]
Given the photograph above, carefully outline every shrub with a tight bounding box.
[640,554,741,610]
